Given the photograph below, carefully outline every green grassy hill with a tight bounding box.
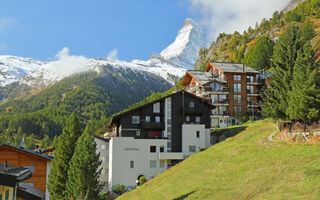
[118,119,320,200]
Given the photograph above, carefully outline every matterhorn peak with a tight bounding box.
[160,18,207,69]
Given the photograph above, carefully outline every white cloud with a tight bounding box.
[188,0,288,40]
[107,48,118,59]
[45,47,92,79]
[0,17,17,34]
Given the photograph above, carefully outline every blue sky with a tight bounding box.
[0,0,197,61]
[0,0,288,62]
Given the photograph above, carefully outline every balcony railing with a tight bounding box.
[247,90,263,95]
[212,99,229,105]
[141,121,165,129]
[204,87,230,93]
[247,102,260,107]
[246,78,264,85]
[211,111,230,116]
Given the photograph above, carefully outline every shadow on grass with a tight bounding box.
[211,126,247,144]
[173,191,195,200]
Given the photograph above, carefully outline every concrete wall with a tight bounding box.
[45,162,51,200]
[108,137,168,191]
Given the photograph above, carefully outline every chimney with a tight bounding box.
[4,161,8,168]
[242,64,245,72]
[20,137,25,149]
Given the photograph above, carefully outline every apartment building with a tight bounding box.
[182,62,264,128]
[95,90,214,191]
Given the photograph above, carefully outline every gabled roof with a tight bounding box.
[109,90,215,125]
[0,163,32,187]
[187,70,214,85]
[207,63,259,74]
[18,182,45,200]
[0,144,53,161]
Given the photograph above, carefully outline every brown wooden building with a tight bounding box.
[182,62,264,128]
[0,144,52,200]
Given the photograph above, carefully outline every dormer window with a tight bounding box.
[153,102,160,113]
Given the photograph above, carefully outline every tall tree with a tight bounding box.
[287,42,320,123]
[262,25,306,121]
[47,114,82,200]
[244,35,274,70]
[66,131,102,200]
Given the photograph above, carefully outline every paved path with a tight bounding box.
[268,124,279,142]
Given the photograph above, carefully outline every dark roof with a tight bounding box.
[0,144,53,161]
[42,147,56,154]
[94,135,109,142]
[211,63,259,73]
[187,70,213,85]
[17,182,45,200]
[109,90,215,125]
[0,163,32,187]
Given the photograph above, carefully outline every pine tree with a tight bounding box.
[262,25,306,121]
[287,42,320,123]
[66,131,102,200]
[47,114,82,200]
[244,35,274,70]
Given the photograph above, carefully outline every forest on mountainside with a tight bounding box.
[195,0,320,71]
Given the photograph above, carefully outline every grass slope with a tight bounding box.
[118,119,320,200]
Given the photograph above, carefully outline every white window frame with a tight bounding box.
[234,75,241,81]
[234,83,241,93]
[153,102,160,113]
[132,116,140,124]
[145,116,150,122]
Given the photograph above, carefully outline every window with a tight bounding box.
[247,96,254,105]
[189,102,195,109]
[132,116,140,124]
[196,116,200,124]
[160,160,165,168]
[247,75,254,83]
[247,85,254,94]
[130,161,134,168]
[189,146,196,153]
[186,116,190,122]
[23,166,35,174]
[145,116,150,122]
[211,94,218,104]
[160,146,164,152]
[150,160,157,168]
[155,116,160,123]
[234,106,242,114]
[234,95,241,104]
[153,102,160,113]
[234,83,241,92]
[234,75,241,81]
[196,131,200,138]
[136,131,141,136]
[150,146,156,153]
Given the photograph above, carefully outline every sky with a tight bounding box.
[0,0,288,62]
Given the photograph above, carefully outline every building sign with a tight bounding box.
[124,147,139,151]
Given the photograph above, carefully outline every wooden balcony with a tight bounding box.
[141,121,165,130]
[246,78,264,85]
[203,87,230,95]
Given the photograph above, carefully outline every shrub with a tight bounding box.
[113,184,125,195]
[138,176,147,186]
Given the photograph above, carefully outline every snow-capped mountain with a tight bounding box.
[160,18,208,69]
[0,18,206,96]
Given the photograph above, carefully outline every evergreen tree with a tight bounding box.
[244,35,274,70]
[47,114,82,200]
[66,131,102,200]
[287,42,320,123]
[262,25,305,120]
[40,135,51,149]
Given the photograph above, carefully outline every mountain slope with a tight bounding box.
[118,119,320,200]
[194,0,320,70]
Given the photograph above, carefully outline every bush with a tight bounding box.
[138,176,147,186]
[100,191,112,200]
[113,184,125,195]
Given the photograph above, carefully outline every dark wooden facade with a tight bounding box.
[109,90,214,152]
